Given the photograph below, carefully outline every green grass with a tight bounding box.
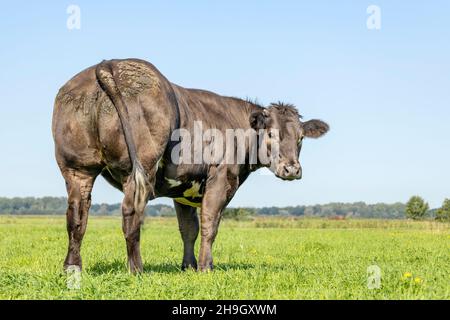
[0,215,449,299]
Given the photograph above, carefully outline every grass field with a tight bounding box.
[0,215,449,299]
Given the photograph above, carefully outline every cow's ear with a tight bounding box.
[250,109,268,130]
[302,119,329,138]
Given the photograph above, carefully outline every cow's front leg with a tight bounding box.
[198,165,238,271]
[174,201,199,270]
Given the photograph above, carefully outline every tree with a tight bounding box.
[405,196,429,220]
[436,199,450,221]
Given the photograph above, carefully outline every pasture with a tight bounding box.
[0,216,448,299]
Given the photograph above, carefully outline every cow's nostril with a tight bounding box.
[284,166,290,174]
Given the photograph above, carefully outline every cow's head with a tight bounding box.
[250,103,329,180]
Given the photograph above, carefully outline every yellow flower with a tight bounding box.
[403,272,412,279]
[414,277,422,284]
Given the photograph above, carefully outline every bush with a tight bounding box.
[222,208,255,220]
[436,199,450,222]
[405,196,429,220]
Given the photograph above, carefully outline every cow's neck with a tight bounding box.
[171,84,268,177]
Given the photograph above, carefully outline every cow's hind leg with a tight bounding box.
[63,169,98,270]
[121,172,153,274]
[174,201,199,270]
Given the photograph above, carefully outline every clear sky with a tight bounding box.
[0,1,449,208]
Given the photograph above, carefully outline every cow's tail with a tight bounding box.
[95,60,149,215]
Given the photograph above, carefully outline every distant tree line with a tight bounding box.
[0,196,403,218]
[0,197,175,217]
[0,196,448,220]
[250,202,406,219]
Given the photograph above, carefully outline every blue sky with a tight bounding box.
[0,1,449,208]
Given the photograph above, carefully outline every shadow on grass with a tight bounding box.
[214,262,255,271]
[87,260,255,275]
[87,260,128,275]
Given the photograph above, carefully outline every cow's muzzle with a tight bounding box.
[276,162,302,180]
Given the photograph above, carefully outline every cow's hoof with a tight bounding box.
[198,263,214,272]
[64,257,82,272]
[64,254,82,270]
[181,262,198,271]
[128,265,144,274]
[64,264,82,273]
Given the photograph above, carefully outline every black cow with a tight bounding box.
[52,58,329,273]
